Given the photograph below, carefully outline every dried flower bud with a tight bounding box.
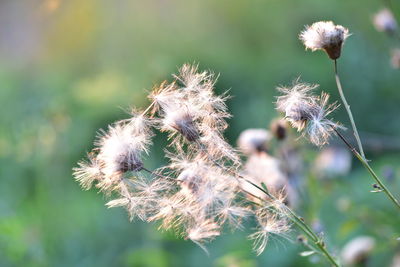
[300,21,350,60]
[237,129,271,154]
[373,8,397,34]
[341,236,375,265]
[270,118,288,140]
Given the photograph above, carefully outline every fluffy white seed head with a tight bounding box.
[276,81,341,146]
[300,21,350,59]
[97,123,146,175]
[276,81,318,130]
[305,93,341,146]
[373,8,397,34]
[237,129,271,155]
[73,112,153,193]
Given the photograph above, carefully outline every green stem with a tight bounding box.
[333,128,400,210]
[334,60,366,160]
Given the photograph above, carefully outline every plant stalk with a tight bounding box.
[333,60,366,160]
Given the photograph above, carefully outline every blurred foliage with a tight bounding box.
[0,0,400,266]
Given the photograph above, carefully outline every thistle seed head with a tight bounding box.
[97,122,147,175]
[300,21,350,60]
[163,109,200,142]
[276,81,341,146]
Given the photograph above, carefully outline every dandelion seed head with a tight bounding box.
[373,8,397,34]
[300,21,350,59]
[237,129,271,155]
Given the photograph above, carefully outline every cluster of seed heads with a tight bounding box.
[74,64,290,254]
[74,20,360,260]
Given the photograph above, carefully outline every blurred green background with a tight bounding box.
[1,0,400,266]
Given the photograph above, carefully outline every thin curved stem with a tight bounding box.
[334,60,366,160]
[333,128,400,210]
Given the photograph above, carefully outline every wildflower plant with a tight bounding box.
[284,20,400,210]
[74,64,340,266]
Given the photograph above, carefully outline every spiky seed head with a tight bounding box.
[276,80,319,130]
[97,123,146,175]
[300,21,350,60]
[276,81,341,146]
